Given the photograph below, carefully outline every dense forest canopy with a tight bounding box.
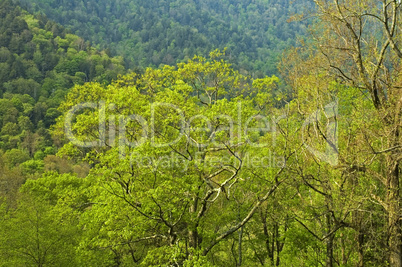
[19,0,313,75]
[0,0,401,266]
[0,0,125,205]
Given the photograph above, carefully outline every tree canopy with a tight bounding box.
[0,0,401,266]
[19,0,313,75]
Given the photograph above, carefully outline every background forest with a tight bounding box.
[19,0,313,75]
[0,0,401,266]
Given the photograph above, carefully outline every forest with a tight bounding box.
[18,0,313,76]
[0,0,401,266]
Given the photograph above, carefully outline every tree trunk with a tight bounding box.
[237,225,243,267]
[275,224,281,266]
[326,214,334,267]
[326,235,334,267]
[189,197,199,250]
[357,231,364,267]
[388,161,401,267]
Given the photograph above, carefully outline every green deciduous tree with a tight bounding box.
[51,50,289,265]
[0,173,86,266]
[280,1,402,264]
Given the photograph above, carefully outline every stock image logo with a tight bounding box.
[64,100,338,167]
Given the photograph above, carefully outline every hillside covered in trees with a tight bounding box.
[19,0,313,75]
[0,0,126,205]
[1,0,402,266]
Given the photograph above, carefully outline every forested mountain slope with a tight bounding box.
[19,0,313,75]
[0,0,125,204]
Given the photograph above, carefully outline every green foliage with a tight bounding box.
[3,148,29,168]
[20,159,44,174]
[20,0,312,76]
[46,51,287,265]
[2,0,398,265]
[0,173,89,266]
[0,0,127,190]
